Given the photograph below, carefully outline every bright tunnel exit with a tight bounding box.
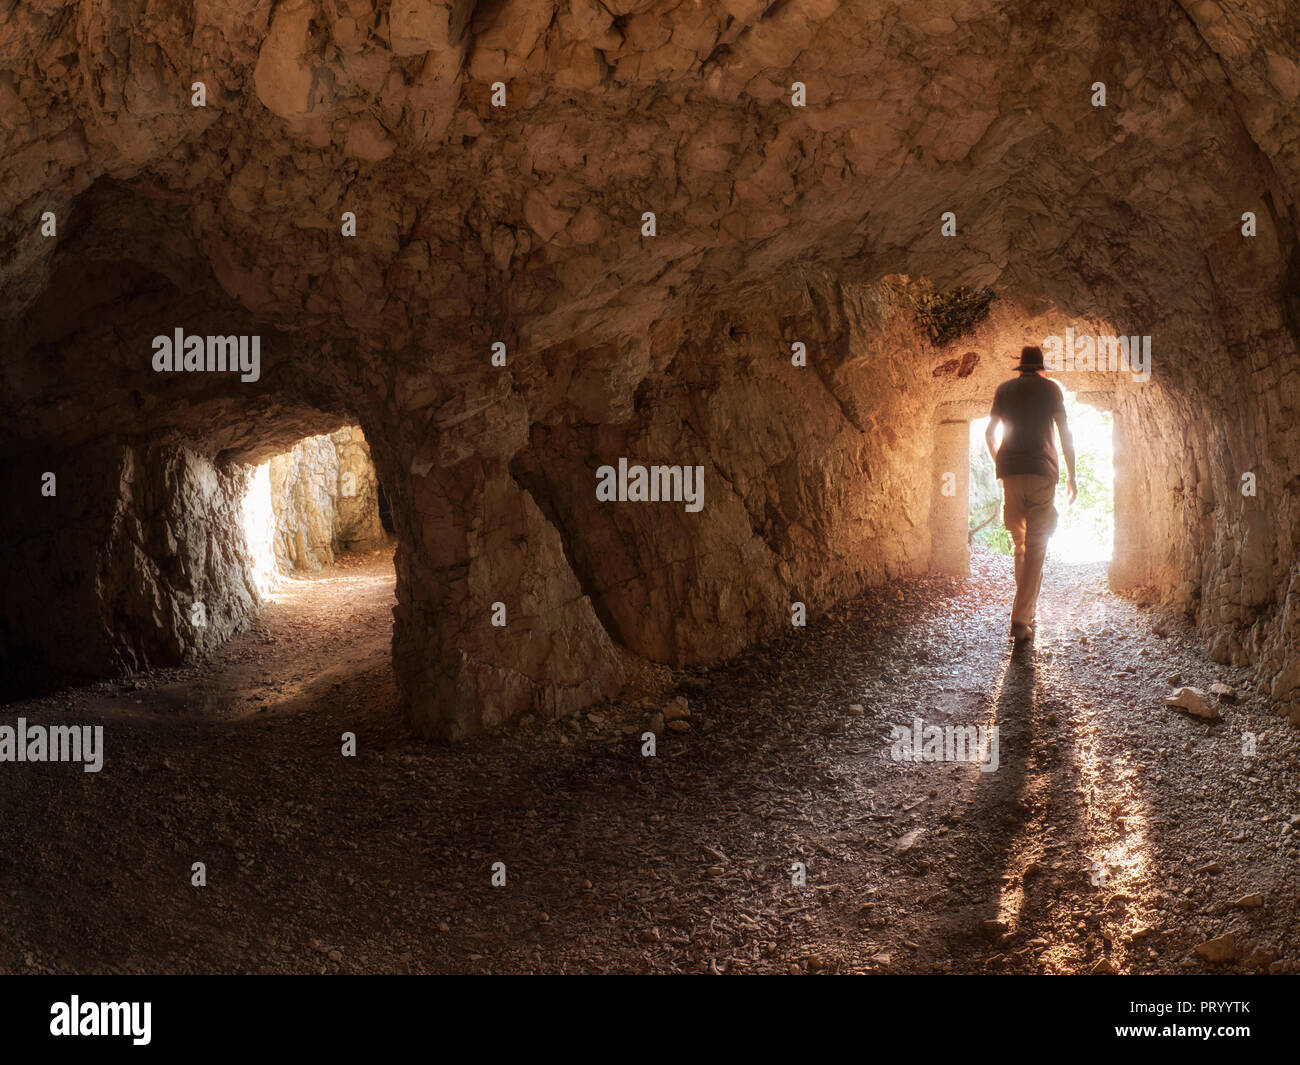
[969,388,1114,564]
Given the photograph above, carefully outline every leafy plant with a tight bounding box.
[969,429,1011,555]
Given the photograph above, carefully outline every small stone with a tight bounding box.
[1194,932,1239,963]
[667,718,691,732]
[1091,957,1117,974]
[895,828,924,854]
[328,949,342,962]
[847,703,865,716]
[1167,673,1182,686]
[1230,892,1264,908]
[1209,682,1236,701]
[663,696,690,721]
[1164,686,1219,719]
[980,918,1008,939]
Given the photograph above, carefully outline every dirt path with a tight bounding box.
[1,546,1296,974]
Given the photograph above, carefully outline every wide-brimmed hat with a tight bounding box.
[1015,345,1045,371]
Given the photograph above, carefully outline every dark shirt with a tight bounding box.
[990,374,1065,480]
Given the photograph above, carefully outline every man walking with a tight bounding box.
[984,346,1077,642]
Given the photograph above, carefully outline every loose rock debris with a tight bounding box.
[0,547,1296,974]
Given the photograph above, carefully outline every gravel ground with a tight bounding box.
[0,544,1296,974]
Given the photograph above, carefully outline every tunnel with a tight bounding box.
[1,0,1299,983]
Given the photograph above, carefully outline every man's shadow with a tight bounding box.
[933,637,1085,964]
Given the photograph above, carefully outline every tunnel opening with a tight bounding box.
[0,416,396,705]
[252,425,394,583]
[969,388,1116,566]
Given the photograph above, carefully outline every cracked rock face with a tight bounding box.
[270,434,342,572]
[0,443,262,697]
[2,1,1300,737]
[268,424,387,571]
[331,425,387,552]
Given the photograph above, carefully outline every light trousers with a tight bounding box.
[1001,473,1059,626]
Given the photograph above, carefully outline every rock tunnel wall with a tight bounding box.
[0,422,389,696]
[268,425,387,572]
[2,1,1300,735]
[0,441,262,696]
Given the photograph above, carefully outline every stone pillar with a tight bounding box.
[383,448,627,742]
[930,420,970,577]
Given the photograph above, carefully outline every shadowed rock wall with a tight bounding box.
[0,442,262,695]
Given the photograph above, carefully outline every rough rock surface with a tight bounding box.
[1,1,1299,738]
[269,433,341,571]
[1165,685,1219,720]
[0,442,261,696]
[331,425,386,552]
[268,425,387,571]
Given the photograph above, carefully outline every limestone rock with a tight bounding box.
[0,443,262,693]
[979,918,1008,939]
[269,434,340,572]
[389,1,459,57]
[344,115,396,162]
[1165,687,1219,720]
[254,0,331,121]
[1194,933,1240,963]
[330,427,387,552]
[895,829,924,854]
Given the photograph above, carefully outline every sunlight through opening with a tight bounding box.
[241,461,282,600]
[969,387,1114,563]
